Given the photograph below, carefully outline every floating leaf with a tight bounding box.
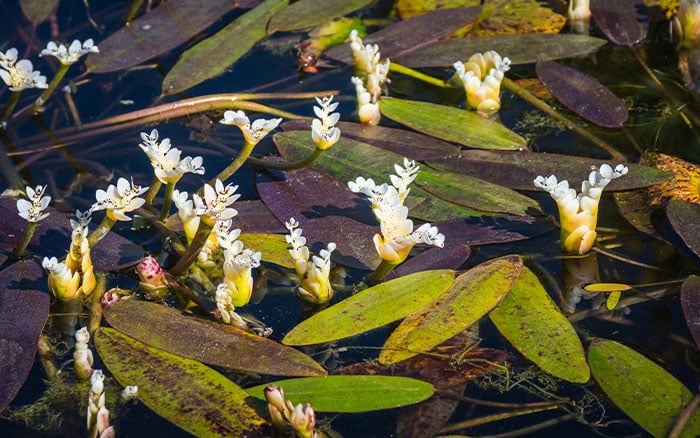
[267,0,372,32]
[607,291,622,310]
[86,0,236,73]
[489,266,590,383]
[379,98,527,151]
[324,7,482,63]
[666,200,700,260]
[239,233,294,269]
[233,200,286,234]
[388,244,471,279]
[19,0,58,23]
[283,270,455,346]
[536,61,628,128]
[104,300,326,377]
[590,0,647,46]
[162,0,286,95]
[95,328,267,437]
[247,375,434,412]
[437,215,555,246]
[0,260,50,412]
[583,283,633,293]
[416,168,542,216]
[428,150,672,191]
[273,131,483,221]
[380,256,521,364]
[468,0,566,36]
[681,275,700,349]
[588,338,700,437]
[397,34,607,68]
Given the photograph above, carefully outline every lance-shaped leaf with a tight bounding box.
[95,328,267,437]
[104,300,326,377]
[681,275,700,349]
[283,270,455,346]
[379,98,526,151]
[380,256,521,364]
[590,0,647,46]
[246,375,434,412]
[588,338,700,437]
[0,260,50,412]
[396,34,607,68]
[666,200,700,260]
[86,0,236,73]
[489,266,590,383]
[239,233,294,269]
[536,61,628,128]
[436,215,554,246]
[272,131,483,222]
[428,150,672,191]
[268,0,373,33]
[162,0,286,95]
[387,244,472,279]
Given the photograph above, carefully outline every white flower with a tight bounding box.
[121,386,138,402]
[192,179,240,222]
[349,30,390,125]
[91,177,148,221]
[0,57,48,91]
[172,190,200,242]
[0,48,18,70]
[138,129,205,184]
[351,76,381,126]
[40,39,99,65]
[311,96,341,150]
[16,185,51,222]
[220,110,282,145]
[453,51,510,116]
[284,217,335,304]
[568,0,591,33]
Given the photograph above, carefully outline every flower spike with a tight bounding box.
[311,96,341,150]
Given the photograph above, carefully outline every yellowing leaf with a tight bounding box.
[470,0,567,36]
[584,283,633,293]
[607,291,622,310]
[239,233,294,269]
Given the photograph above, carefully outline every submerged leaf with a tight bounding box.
[267,0,373,32]
[681,275,700,349]
[380,256,522,364]
[379,98,527,151]
[536,61,628,128]
[283,270,455,346]
[19,0,58,23]
[247,375,434,412]
[666,200,700,261]
[104,300,326,376]
[588,338,700,437]
[590,0,647,46]
[489,266,590,383]
[95,328,267,437]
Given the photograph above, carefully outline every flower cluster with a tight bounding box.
[311,96,341,150]
[534,163,629,254]
[16,185,51,222]
[215,220,262,310]
[265,384,318,438]
[40,39,99,65]
[349,159,444,265]
[192,178,240,226]
[87,369,114,438]
[568,0,591,34]
[0,47,47,91]
[139,129,205,184]
[91,177,148,222]
[220,110,282,145]
[349,30,390,125]
[74,327,93,380]
[136,256,170,300]
[453,50,511,116]
[285,218,336,304]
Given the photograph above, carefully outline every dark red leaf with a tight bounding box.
[666,200,700,261]
[591,0,647,46]
[234,200,286,234]
[437,215,554,246]
[681,275,700,349]
[387,244,471,280]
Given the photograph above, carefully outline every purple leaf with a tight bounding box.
[666,199,700,261]
[681,275,700,349]
[591,0,647,46]
[536,61,628,128]
[234,200,286,234]
[387,244,471,280]
[0,260,50,412]
[437,215,554,246]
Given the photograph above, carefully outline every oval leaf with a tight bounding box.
[86,0,235,73]
[19,0,58,23]
[239,233,294,269]
[268,0,373,32]
[104,300,326,376]
[397,34,607,68]
[489,266,590,383]
[590,0,647,46]
[588,338,700,437]
[583,283,633,293]
[95,328,267,437]
[681,275,700,349]
[379,98,526,150]
[283,270,456,346]
[380,256,522,364]
[247,375,434,412]
[536,61,628,128]
[666,200,700,260]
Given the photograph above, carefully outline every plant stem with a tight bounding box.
[10,221,38,259]
[170,220,214,276]
[159,181,176,220]
[389,63,452,88]
[88,273,107,337]
[210,140,256,185]
[87,214,116,247]
[33,63,70,113]
[143,176,162,206]
[0,90,22,126]
[438,404,560,434]
[246,147,325,170]
[669,391,700,438]
[364,259,398,284]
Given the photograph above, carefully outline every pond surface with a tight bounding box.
[1,0,699,437]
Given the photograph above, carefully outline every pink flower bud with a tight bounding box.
[136,256,170,300]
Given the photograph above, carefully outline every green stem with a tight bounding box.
[438,404,560,434]
[33,63,71,113]
[210,141,256,185]
[159,181,176,220]
[10,221,38,259]
[389,63,452,88]
[170,220,214,276]
[87,214,116,247]
[246,147,325,170]
[143,176,162,206]
[364,259,399,284]
[0,90,22,126]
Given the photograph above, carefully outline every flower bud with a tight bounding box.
[136,256,170,300]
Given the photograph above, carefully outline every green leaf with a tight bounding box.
[397,34,607,68]
[86,0,235,73]
[239,233,294,269]
[489,266,590,383]
[19,0,58,23]
[588,338,700,437]
[379,98,526,150]
[380,256,522,364]
[162,0,287,95]
[104,300,326,377]
[268,0,373,32]
[246,375,434,412]
[94,328,267,437]
[416,169,541,216]
[274,131,484,221]
[283,270,455,346]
